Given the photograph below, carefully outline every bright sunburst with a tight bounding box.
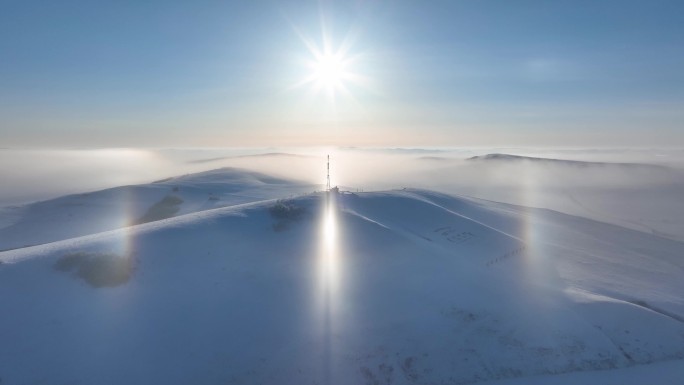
[292,23,367,101]
[299,45,358,100]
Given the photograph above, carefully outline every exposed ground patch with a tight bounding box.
[135,194,183,224]
[269,199,306,231]
[54,252,135,288]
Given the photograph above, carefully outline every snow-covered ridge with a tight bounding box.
[408,153,684,242]
[187,152,316,164]
[0,167,315,251]
[1,188,682,384]
[467,153,670,169]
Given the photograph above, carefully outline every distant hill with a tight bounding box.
[467,153,669,169]
[188,152,316,164]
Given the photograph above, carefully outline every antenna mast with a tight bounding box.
[326,155,331,191]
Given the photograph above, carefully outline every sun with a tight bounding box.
[301,47,356,99]
[311,52,348,89]
[291,26,366,101]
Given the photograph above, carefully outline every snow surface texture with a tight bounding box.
[1,182,683,384]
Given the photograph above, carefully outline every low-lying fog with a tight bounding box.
[2,147,684,240]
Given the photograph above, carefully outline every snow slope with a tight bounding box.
[416,154,684,242]
[0,168,314,251]
[1,188,683,384]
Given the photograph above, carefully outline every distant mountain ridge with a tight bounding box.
[187,152,315,164]
[468,153,669,169]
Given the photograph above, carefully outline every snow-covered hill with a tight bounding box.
[0,168,314,251]
[414,154,684,242]
[467,153,671,170]
[1,188,682,384]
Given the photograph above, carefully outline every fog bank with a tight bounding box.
[2,147,684,240]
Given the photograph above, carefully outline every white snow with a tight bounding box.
[1,178,682,384]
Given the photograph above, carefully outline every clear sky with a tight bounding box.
[1,0,683,148]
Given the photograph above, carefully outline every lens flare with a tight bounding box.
[319,192,340,303]
[313,191,347,380]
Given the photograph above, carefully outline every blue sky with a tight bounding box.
[1,0,683,147]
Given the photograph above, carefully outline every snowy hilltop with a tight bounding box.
[1,169,683,384]
[0,167,314,251]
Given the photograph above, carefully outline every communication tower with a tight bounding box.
[326,155,331,191]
